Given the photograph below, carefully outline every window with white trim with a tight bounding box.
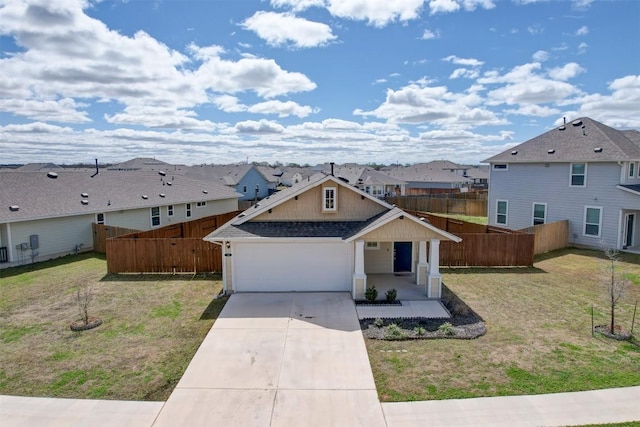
[629,162,636,179]
[151,206,161,227]
[584,206,602,237]
[167,205,174,217]
[365,241,380,250]
[492,164,508,171]
[96,213,105,225]
[323,187,336,211]
[496,200,508,225]
[196,201,206,208]
[186,203,192,218]
[532,203,546,226]
[570,163,586,187]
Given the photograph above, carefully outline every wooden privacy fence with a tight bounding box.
[106,238,221,274]
[405,210,535,266]
[520,220,569,255]
[92,224,140,253]
[104,210,241,274]
[386,195,487,217]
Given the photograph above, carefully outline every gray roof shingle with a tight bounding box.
[485,117,640,163]
[0,170,240,222]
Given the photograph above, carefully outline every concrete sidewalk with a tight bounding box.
[382,386,640,427]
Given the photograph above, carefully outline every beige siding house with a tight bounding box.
[0,170,240,266]
[204,173,460,300]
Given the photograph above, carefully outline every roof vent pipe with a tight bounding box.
[91,159,99,178]
[330,162,335,176]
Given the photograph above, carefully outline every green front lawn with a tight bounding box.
[0,253,226,400]
[366,248,640,401]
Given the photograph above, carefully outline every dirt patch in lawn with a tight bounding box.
[0,253,226,401]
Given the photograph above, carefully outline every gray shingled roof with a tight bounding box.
[618,184,640,195]
[210,211,389,239]
[484,117,640,163]
[382,163,473,184]
[184,163,269,186]
[0,170,240,222]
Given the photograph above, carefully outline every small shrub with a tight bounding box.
[385,323,407,340]
[365,286,378,302]
[414,326,426,336]
[385,288,397,303]
[452,302,470,316]
[373,318,384,328]
[438,322,456,336]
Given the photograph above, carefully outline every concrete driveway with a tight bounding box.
[152,292,386,427]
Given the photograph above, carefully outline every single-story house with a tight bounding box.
[185,163,275,201]
[204,173,461,299]
[0,169,240,266]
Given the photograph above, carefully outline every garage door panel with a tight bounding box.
[234,242,352,292]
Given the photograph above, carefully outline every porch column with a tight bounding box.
[416,240,428,286]
[352,240,367,300]
[427,239,442,299]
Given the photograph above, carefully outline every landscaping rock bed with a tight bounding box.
[360,285,486,340]
[593,325,632,341]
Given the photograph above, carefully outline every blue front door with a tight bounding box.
[393,242,412,272]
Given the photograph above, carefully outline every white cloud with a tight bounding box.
[420,29,440,40]
[442,55,484,67]
[247,100,317,117]
[504,105,560,117]
[568,75,640,127]
[0,1,317,132]
[577,42,588,54]
[212,95,248,113]
[547,63,585,81]
[104,106,218,131]
[450,68,480,79]
[241,11,336,48]
[575,25,589,36]
[235,119,286,134]
[572,0,593,11]
[326,0,425,27]
[429,0,495,15]
[527,24,544,35]
[0,97,90,123]
[532,50,549,62]
[270,0,326,12]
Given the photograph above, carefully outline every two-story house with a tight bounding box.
[485,117,640,252]
[185,163,275,201]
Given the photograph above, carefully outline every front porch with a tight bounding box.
[354,273,451,320]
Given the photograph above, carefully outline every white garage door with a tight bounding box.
[233,242,353,292]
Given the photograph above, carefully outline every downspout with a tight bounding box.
[208,240,229,297]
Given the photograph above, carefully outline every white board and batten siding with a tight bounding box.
[232,241,353,292]
[488,162,638,248]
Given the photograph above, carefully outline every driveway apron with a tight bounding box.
[152,292,386,427]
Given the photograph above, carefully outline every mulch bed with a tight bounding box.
[593,325,632,341]
[360,285,486,340]
[70,317,103,331]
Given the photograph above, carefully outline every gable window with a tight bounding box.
[584,206,602,237]
[570,163,586,187]
[365,241,380,250]
[196,201,206,208]
[629,162,636,179]
[532,203,546,225]
[323,187,337,212]
[496,200,508,225]
[96,213,105,225]
[186,203,192,218]
[492,164,508,171]
[151,207,161,227]
[167,205,174,217]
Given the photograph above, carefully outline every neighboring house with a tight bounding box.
[327,164,406,198]
[204,173,460,299]
[463,165,490,189]
[186,163,274,201]
[382,162,473,194]
[0,170,240,266]
[484,117,640,252]
[279,166,314,187]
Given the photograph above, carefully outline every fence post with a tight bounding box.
[591,304,594,337]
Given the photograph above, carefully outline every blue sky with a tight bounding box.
[0,0,638,166]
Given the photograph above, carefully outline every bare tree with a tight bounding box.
[603,248,628,334]
[76,285,94,325]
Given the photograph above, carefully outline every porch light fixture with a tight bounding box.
[225,242,231,249]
